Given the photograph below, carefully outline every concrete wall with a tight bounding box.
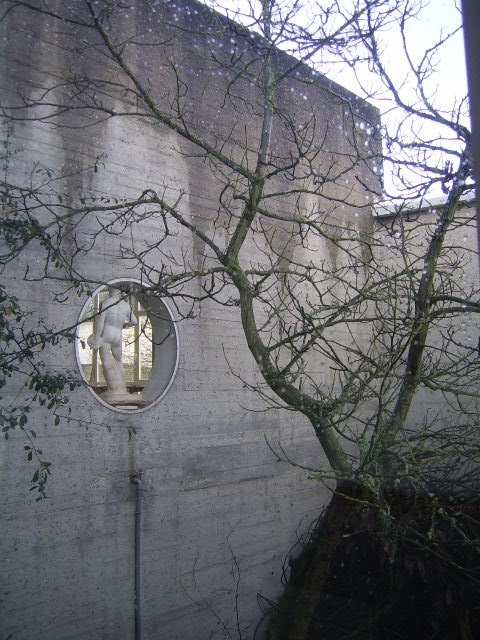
[0,1,380,638]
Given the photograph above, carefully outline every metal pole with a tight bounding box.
[131,476,143,640]
[461,0,480,269]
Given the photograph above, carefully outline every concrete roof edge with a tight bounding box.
[374,191,476,218]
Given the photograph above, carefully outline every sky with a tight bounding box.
[336,0,468,121]
[324,0,470,199]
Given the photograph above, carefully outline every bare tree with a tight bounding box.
[0,0,477,637]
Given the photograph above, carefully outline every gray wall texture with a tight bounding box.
[0,1,381,638]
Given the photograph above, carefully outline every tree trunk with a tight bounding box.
[267,481,368,640]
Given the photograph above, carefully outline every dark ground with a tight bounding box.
[310,492,480,640]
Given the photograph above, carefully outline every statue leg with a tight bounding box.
[111,343,123,365]
[99,344,128,397]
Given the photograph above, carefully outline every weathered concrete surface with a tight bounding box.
[0,1,380,638]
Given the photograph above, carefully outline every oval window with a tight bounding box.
[75,279,179,412]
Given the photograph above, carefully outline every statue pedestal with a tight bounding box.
[99,391,145,406]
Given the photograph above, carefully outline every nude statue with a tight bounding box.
[87,287,136,402]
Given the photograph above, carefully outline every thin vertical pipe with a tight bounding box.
[131,477,142,640]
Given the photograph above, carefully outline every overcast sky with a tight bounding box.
[310,1,467,117]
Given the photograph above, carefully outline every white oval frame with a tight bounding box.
[75,278,179,414]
